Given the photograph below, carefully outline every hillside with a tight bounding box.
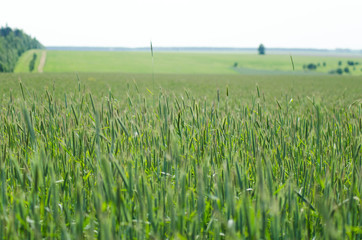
[0,26,43,72]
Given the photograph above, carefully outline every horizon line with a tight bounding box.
[45,46,362,52]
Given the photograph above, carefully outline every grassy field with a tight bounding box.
[1,72,362,105]
[0,72,361,239]
[14,50,362,75]
[14,50,44,73]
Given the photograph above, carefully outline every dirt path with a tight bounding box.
[37,51,47,73]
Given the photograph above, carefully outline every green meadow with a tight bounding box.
[14,50,362,75]
[1,50,362,239]
[14,50,44,73]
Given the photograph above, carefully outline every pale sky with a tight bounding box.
[1,0,362,49]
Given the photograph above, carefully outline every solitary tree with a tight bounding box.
[258,44,265,55]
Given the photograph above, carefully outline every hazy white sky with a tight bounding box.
[1,0,362,49]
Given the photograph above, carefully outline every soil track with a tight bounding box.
[38,51,46,73]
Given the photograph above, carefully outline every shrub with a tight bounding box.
[29,53,37,72]
[344,67,350,73]
[336,68,343,74]
[307,63,317,70]
[347,61,354,66]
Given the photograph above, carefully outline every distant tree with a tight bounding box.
[0,26,12,37]
[336,68,343,75]
[233,62,238,67]
[347,61,354,66]
[323,62,326,67]
[338,61,342,66]
[344,67,350,73]
[307,63,317,70]
[258,44,265,55]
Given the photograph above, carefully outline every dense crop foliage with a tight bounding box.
[0,73,361,239]
[0,26,43,72]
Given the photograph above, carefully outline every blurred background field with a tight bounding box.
[13,50,362,75]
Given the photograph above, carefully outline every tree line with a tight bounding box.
[0,26,43,72]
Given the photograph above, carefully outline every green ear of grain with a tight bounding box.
[290,55,295,71]
[117,117,129,137]
[22,106,36,145]
[1,73,360,239]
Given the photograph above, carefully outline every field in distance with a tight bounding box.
[14,50,362,75]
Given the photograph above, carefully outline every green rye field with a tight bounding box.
[2,42,362,240]
[0,69,361,239]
